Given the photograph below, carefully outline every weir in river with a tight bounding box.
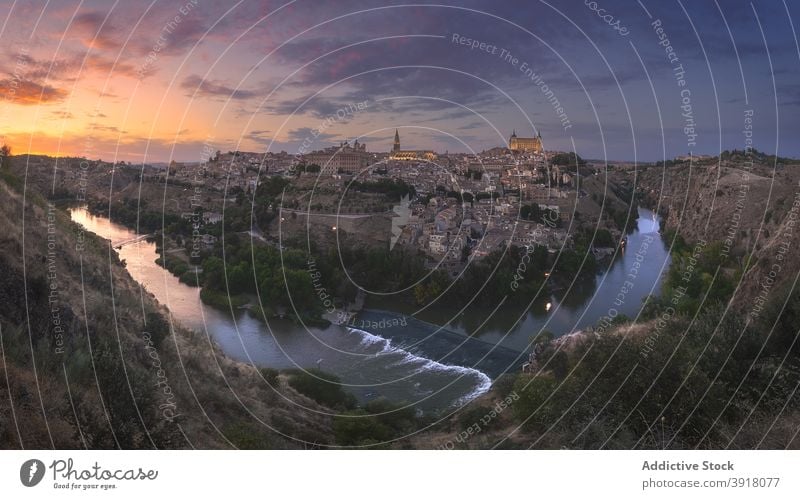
[352,309,527,379]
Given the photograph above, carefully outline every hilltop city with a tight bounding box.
[18,130,652,280]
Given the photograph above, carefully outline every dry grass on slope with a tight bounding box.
[0,176,335,449]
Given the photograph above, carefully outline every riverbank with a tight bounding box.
[363,207,669,352]
[67,204,670,414]
[0,177,339,449]
[68,207,495,412]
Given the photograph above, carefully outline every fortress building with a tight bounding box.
[304,140,371,174]
[508,130,543,153]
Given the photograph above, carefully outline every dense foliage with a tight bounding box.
[347,178,416,201]
[512,295,800,449]
[334,398,422,447]
[505,232,800,449]
[286,369,357,411]
[550,152,586,167]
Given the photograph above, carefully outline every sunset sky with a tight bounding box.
[1,0,799,163]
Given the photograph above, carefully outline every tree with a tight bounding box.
[287,369,356,410]
[0,144,10,167]
[201,256,226,290]
[594,228,614,247]
[550,152,585,166]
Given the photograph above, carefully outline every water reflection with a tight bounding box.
[372,207,670,352]
[68,207,492,413]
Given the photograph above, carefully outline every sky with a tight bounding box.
[0,0,799,163]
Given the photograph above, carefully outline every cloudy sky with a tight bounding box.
[0,0,798,162]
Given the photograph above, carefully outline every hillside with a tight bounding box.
[635,155,800,305]
[415,303,800,449]
[0,169,337,449]
[3,153,799,450]
[412,154,800,450]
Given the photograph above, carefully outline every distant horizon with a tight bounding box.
[6,143,794,166]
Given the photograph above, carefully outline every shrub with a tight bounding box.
[260,367,280,387]
[145,311,170,348]
[491,373,518,399]
[333,411,392,447]
[223,423,271,449]
[286,368,357,410]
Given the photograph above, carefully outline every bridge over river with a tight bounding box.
[111,233,152,249]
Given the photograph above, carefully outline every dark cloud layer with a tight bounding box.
[2,0,800,159]
[181,75,259,101]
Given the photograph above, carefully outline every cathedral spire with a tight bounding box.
[393,129,401,152]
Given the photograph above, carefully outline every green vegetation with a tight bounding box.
[511,296,800,448]
[88,198,185,233]
[603,202,639,234]
[550,152,586,167]
[198,287,250,310]
[155,253,201,286]
[414,245,551,306]
[199,242,321,316]
[502,224,800,448]
[592,228,614,247]
[720,148,795,166]
[555,232,598,277]
[0,263,181,448]
[286,369,357,411]
[222,423,274,449]
[334,398,421,447]
[519,203,562,228]
[0,164,22,191]
[0,144,10,168]
[260,367,280,386]
[348,178,415,201]
[643,239,737,317]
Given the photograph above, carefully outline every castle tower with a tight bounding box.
[508,129,517,150]
[393,129,400,152]
[509,129,542,153]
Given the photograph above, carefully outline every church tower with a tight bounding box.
[393,129,400,152]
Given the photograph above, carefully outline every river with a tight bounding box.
[69,206,669,414]
[370,207,671,352]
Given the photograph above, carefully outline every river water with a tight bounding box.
[371,207,671,352]
[69,206,669,414]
